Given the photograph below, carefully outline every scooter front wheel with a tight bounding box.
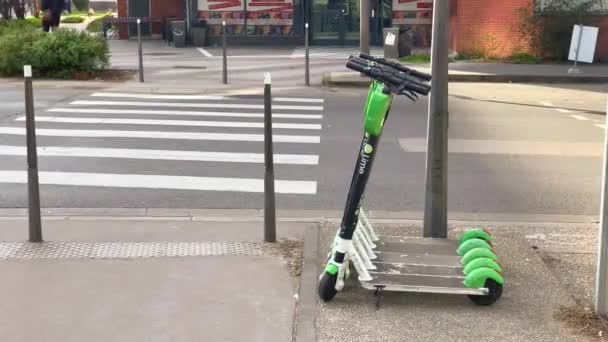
[468,279,503,306]
[318,272,338,302]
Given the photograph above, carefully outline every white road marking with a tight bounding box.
[0,171,317,194]
[208,55,294,59]
[0,145,319,165]
[274,97,324,103]
[596,124,606,129]
[71,100,324,111]
[540,101,554,107]
[91,92,324,104]
[0,127,321,144]
[16,116,322,130]
[91,92,226,100]
[398,138,602,157]
[556,108,571,113]
[47,108,322,120]
[196,47,214,57]
[570,114,589,121]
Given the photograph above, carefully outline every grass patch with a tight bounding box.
[61,16,85,24]
[454,51,485,61]
[399,54,431,63]
[508,51,541,64]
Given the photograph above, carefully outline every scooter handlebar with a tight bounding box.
[358,53,432,81]
[346,56,431,97]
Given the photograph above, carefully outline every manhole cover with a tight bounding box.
[144,52,178,56]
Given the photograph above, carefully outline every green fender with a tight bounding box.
[324,263,339,275]
[457,238,493,256]
[458,228,492,245]
[363,81,392,137]
[461,247,498,265]
[463,267,505,288]
[463,257,503,275]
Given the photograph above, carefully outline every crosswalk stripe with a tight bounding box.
[16,116,323,131]
[570,114,589,121]
[71,100,324,111]
[0,145,319,165]
[0,127,321,144]
[91,92,228,100]
[0,171,317,194]
[91,93,325,104]
[47,108,323,120]
[274,97,324,103]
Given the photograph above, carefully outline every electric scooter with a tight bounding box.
[318,54,504,306]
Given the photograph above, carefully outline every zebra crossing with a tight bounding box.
[290,46,385,60]
[0,92,324,198]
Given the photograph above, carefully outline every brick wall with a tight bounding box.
[449,0,608,61]
[117,0,128,39]
[449,0,533,58]
[150,0,184,34]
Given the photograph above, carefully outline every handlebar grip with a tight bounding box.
[346,60,369,74]
[359,53,432,81]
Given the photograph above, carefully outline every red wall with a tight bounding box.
[116,0,184,37]
[449,0,533,58]
[449,0,608,60]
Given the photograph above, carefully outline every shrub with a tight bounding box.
[0,25,109,78]
[509,52,541,64]
[61,15,85,24]
[0,24,44,75]
[0,17,40,34]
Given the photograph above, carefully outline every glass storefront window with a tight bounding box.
[198,0,296,37]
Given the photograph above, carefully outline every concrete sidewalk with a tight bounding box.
[323,61,608,86]
[0,218,309,342]
[314,222,600,342]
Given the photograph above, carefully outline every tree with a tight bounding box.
[0,0,13,19]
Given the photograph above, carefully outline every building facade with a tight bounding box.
[116,0,608,60]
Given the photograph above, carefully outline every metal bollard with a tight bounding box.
[23,65,42,243]
[305,22,310,86]
[264,73,276,243]
[137,18,144,83]
[222,20,228,84]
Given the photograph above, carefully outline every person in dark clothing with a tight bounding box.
[40,0,65,32]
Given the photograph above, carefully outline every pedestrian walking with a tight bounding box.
[41,0,65,32]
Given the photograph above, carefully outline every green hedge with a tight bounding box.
[0,23,109,78]
[61,16,86,24]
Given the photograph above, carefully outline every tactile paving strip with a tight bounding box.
[0,242,263,259]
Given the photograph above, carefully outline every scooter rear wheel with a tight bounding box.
[318,272,338,302]
[468,279,503,306]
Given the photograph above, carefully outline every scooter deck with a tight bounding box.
[359,238,488,296]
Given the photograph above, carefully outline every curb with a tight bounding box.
[0,208,597,224]
[294,224,320,342]
[322,72,608,86]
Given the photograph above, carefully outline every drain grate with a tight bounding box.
[0,242,263,259]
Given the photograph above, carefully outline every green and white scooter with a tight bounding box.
[318,54,504,306]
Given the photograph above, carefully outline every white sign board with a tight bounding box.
[385,32,396,46]
[569,25,599,63]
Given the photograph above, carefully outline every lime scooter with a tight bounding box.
[318,54,504,306]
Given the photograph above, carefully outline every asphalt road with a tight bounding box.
[0,79,605,216]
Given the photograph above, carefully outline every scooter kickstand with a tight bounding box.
[374,286,385,310]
